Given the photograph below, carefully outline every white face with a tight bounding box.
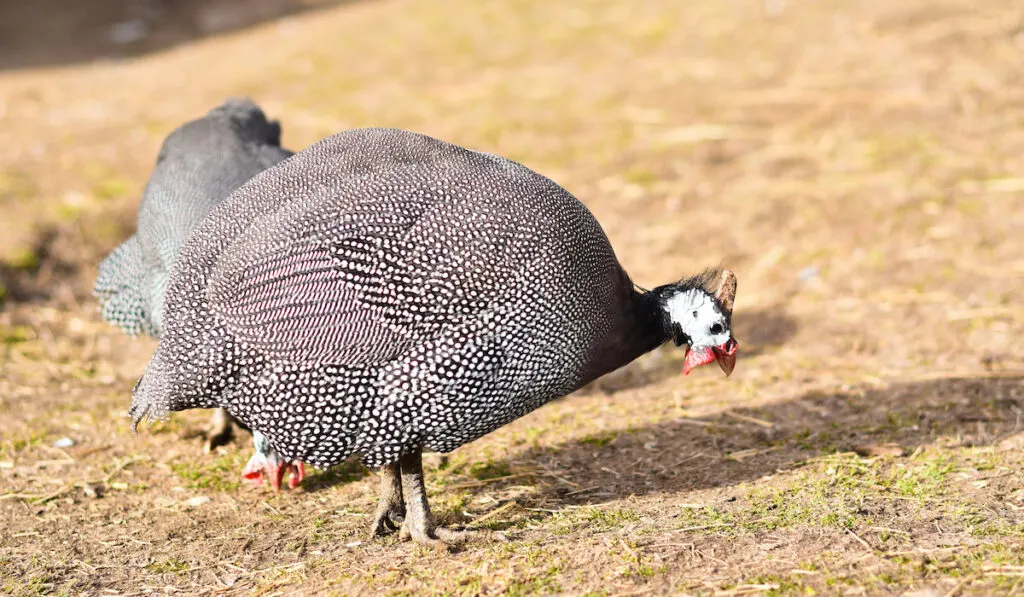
[663,288,731,349]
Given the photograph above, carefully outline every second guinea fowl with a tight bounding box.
[92,98,305,490]
[130,128,739,545]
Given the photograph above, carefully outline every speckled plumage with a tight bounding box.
[95,99,301,486]
[93,98,293,336]
[131,128,730,477]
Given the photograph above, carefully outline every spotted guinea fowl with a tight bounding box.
[93,98,306,490]
[130,127,739,545]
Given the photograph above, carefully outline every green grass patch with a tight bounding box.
[680,452,969,535]
[2,247,39,271]
[1,325,33,345]
[0,169,37,202]
[551,506,641,534]
[468,458,513,480]
[580,430,618,447]
[170,453,245,491]
[146,557,189,574]
[2,430,46,456]
[507,565,563,597]
[90,177,134,202]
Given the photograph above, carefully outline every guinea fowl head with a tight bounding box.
[208,97,283,147]
[652,268,738,376]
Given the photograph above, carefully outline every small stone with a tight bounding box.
[798,265,819,282]
[154,497,177,508]
[52,437,75,448]
[184,496,211,508]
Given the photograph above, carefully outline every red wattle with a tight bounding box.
[682,346,715,375]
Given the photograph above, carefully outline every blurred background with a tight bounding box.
[0,0,346,70]
[2,0,1019,377]
[0,0,1022,594]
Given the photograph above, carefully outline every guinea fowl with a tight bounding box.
[130,128,739,545]
[93,98,306,490]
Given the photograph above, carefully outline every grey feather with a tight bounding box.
[94,235,151,335]
[93,97,293,336]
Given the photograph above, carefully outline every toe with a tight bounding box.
[401,525,470,548]
[269,463,286,492]
[433,527,471,544]
[370,505,405,538]
[286,461,306,489]
[416,537,449,551]
[370,514,400,538]
[408,530,457,550]
[241,453,268,486]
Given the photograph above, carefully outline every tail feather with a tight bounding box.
[93,236,157,337]
[130,355,166,430]
[130,351,199,429]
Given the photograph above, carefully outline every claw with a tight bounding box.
[242,451,305,491]
[288,461,306,489]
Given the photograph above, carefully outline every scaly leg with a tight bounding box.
[397,449,469,547]
[369,462,405,537]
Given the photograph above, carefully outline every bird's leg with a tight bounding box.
[369,462,405,538]
[204,408,234,453]
[396,449,468,547]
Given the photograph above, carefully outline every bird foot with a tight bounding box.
[398,519,473,548]
[368,451,473,549]
[370,503,406,538]
[241,452,305,491]
[370,462,406,538]
[204,408,234,453]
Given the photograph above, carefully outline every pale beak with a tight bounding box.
[712,337,738,377]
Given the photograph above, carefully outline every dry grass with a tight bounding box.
[1,0,1023,594]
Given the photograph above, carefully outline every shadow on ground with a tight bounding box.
[296,305,800,493]
[479,375,1023,507]
[0,226,86,309]
[0,0,361,71]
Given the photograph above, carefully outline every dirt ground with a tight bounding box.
[1,0,1023,594]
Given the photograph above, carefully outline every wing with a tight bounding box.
[207,176,530,367]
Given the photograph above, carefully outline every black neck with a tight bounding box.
[578,285,674,385]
